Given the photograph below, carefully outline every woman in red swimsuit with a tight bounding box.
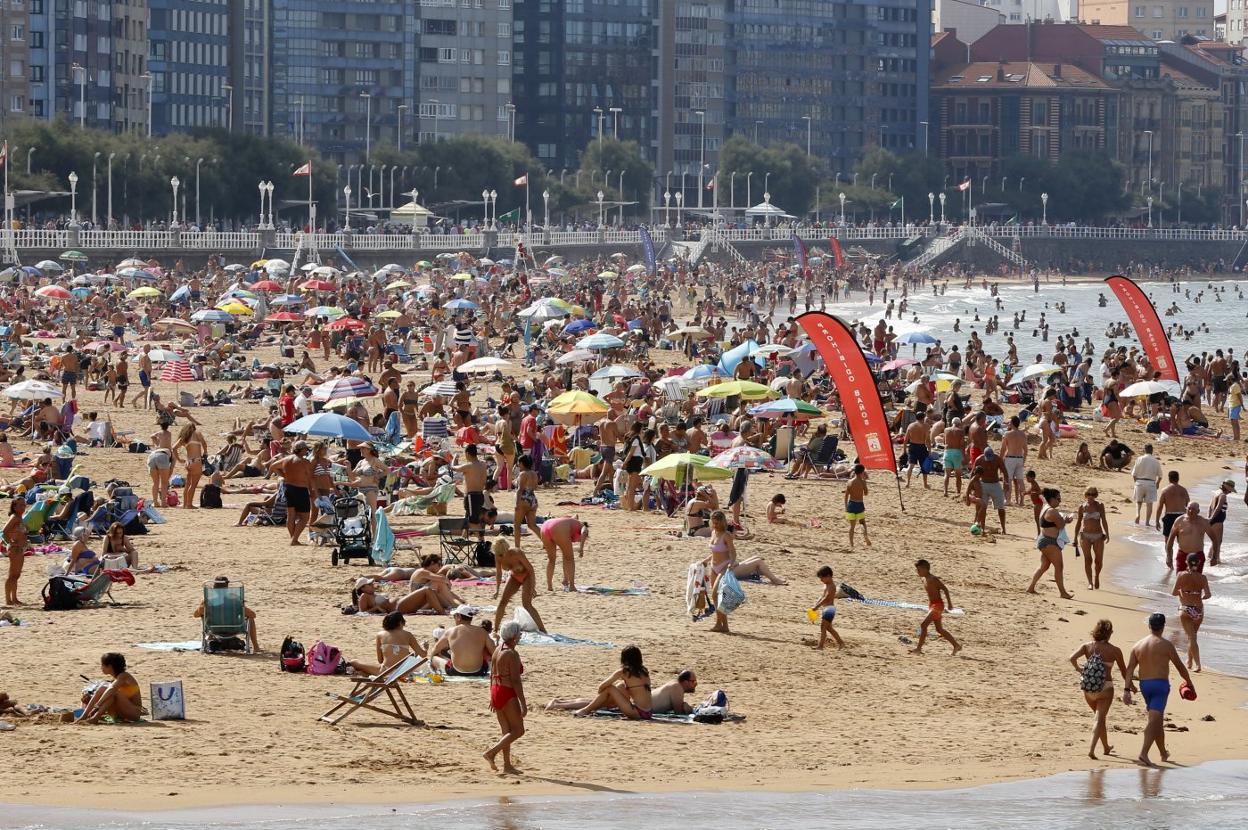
[485,620,526,775]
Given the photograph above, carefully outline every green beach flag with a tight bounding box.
[497,207,521,224]
[889,198,903,209]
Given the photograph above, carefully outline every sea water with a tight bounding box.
[8,761,1248,829]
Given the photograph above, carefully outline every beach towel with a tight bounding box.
[372,509,396,565]
[451,578,497,587]
[575,584,648,596]
[136,640,203,652]
[686,562,711,619]
[519,632,613,648]
[589,709,746,724]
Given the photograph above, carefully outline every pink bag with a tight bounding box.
[306,640,343,675]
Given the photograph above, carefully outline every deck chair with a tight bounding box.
[319,652,426,726]
[251,485,288,526]
[807,436,843,474]
[387,342,414,364]
[436,516,479,565]
[201,582,254,654]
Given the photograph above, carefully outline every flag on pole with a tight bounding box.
[889,198,902,209]
[497,207,521,224]
[293,161,311,176]
[640,227,657,276]
[513,174,528,187]
[705,178,716,190]
[0,142,7,168]
[957,179,971,192]
[791,233,810,274]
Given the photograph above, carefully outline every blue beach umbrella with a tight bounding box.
[283,412,374,442]
[190,309,233,323]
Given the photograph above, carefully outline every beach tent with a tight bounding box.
[717,339,760,376]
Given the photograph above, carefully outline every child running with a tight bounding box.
[911,559,962,656]
[811,565,844,650]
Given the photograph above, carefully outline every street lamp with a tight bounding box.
[489,190,497,228]
[67,172,79,226]
[222,83,233,131]
[609,106,622,139]
[482,189,491,227]
[729,171,736,212]
[106,152,116,228]
[765,172,771,194]
[430,99,440,143]
[397,104,407,152]
[663,190,671,227]
[258,181,267,228]
[388,166,397,209]
[1019,177,1025,192]
[72,63,86,129]
[91,151,101,226]
[674,191,683,225]
[360,92,372,163]
[696,109,706,208]
[920,121,929,157]
[1041,192,1049,225]
[928,192,935,224]
[802,113,812,158]
[593,106,605,149]
[618,170,626,225]
[839,191,846,225]
[195,157,204,228]
[1147,195,1153,228]
[747,171,754,208]
[141,73,153,137]
[1144,129,1153,195]
[543,189,550,228]
[170,176,180,227]
[1001,177,1008,191]
[596,190,605,228]
[343,185,352,229]
[506,102,516,142]
[939,192,947,223]
[871,173,877,190]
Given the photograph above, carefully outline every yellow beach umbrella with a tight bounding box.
[546,390,610,426]
[374,309,402,319]
[218,302,254,316]
[695,380,778,401]
[385,280,412,290]
[127,286,162,299]
[640,452,733,482]
[451,272,474,281]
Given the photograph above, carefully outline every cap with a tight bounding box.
[353,577,372,591]
[451,604,477,619]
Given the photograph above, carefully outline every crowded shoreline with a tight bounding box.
[0,255,1246,812]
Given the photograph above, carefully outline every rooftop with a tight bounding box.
[934,61,1112,90]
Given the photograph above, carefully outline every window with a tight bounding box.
[1152,29,1163,37]
[1178,6,1188,16]
[10,95,23,112]
[1134,4,1144,15]
[10,24,24,40]
[1196,6,1206,15]
[439,46,456,62]
[498,49,510,65]
[30,31,43,48]
[31,65,43,82]
[497,21,511,37]
[498,0,510,7]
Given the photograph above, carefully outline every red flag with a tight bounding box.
[828,237,845,269]
[1104,275,1179,381]
[957,179,971,192]
[513,174,528,187]
[705,178,716,190]
[796,311,897,474]
[293,161,311,176]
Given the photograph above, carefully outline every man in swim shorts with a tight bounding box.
[1156,470,1188,537]
[430,606,492,677]
[904,417,931,489]
[1000,416,1028,506]
[1165,501,1212,572]
[972,447,1008,534]
[1125,612,1194,767]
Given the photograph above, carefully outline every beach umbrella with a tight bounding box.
[127,286,162,299]
[327,316,366,331]
[881,357,919,371]
[271,293,306,306]
[590,364,643,382]
[311,376,378,402]
[59,250,89,262]
[748,399,824,419]
[385,279,412,291]
[671,325,714,340]
[117,257,148,269]
[546,390,610,427]
[683,364,722,381]
[168,285,191,304]
[299,279,336,291]
[373,309,402,320]
[626,263,647,273]
[304,305,346,318]
[894,331,938,345]
[562,319,595,335]
[34,285,73,300]
[251,279,284,292]
[139,348,184,363]
[517,299,568,321]
[2,379,62,400]
[576,332,625,351]
[1120,380,1181,398]
[284,412,373,442]
[222,264,248,273]
[597,270,618,279]
[443,298,478,311]
[546,267,569,278]
[450,272,474,281]
[191,308,233,323]
[458,356,514,374]
[749,342,795,357]
[654,376,696,399]
[35,259,63,272]
[117,267,158,281]
[299,262,318,272]
[69,287,92,299]
[160,360,196,383]
[218,302,255,316]
[641,452,733,483]
[265,258,291,272]
[707,446,783,471]
[696,380,777,401]
[1007,363,1062,387]
[555,349,596,366]
[312,265,340,277]
[154,318,197,334]
[420,380,459,398]
[85,340,129,352]
[267,311,303,323]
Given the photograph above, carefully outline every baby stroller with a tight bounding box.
[330,492,375,567]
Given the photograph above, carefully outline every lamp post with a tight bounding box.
[506,102,516,142]
[802,113,812,158]
[222,83,233,131]
[663,190,671,227]
[72,63,86,128]
[920,120,929,157]
[1144,129,1153,195]
[195,157,204,227]
[543,189,550,228]
[729,171,736,213]
[675,191,683,225]
[765,171,771,194]
[1177,182,1182,225]
[379,164,388,213]
[928,192,935,224]
[1041,192,1048,225]
[409,189,419,231]
[170,176,180,227]
[91,152,100,226]
[489,190,496,228]
[361,92,372,163]
[68,172,79,226]
[609,106,622,139]
[106,152,115,228]
[434,165,441,194]
[593,106,605,150]
[295,95,304,145]
[839,191,846,225]
[753,120,762,144]
[258,181,267,228]
[482,189,491,227]
[939,192,947,223]
[596,190,605,228]
[1001,177,1008,191]
[142,73,152,137]
[871,173,877,190]
[265,181,274,228]
[343,185,352,230]
[430,99,440,143]
[763,190,771,226]
[1019,176,1025,192]
[747,171,753,209]
[696,110,706,208]
[1238,132,1246,227]
[397,104,407,152]
[389,166,397,209]
[1147,195,1153,228]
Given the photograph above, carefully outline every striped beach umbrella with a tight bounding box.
[311,376,378,402]
[160,360,196,383]
[707,446,783,471]
[327,316,366,331]
[419,380,458,398]
[34,285,73,300]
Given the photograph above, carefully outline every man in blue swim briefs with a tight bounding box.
[1125,612,1195,767]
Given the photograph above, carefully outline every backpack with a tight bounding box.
[279,636,307,673]
[1080,651,1107,693]
[200,483,223,509]
[42,575,87,611]
[473,540,496,568]
[306,640,343,675]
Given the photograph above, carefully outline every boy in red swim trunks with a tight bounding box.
[911,559,962,656]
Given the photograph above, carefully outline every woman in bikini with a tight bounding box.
[1102,372,1122,438]
[1075,486,1110,590]
[512,454,540,551]
[407,553,468,610]
[1027,487,1074,599]
[1206,480,1233,566]
[346,611,427,676]
[1025,470,1044,534]
[309,442,335,526]
[399,381,421,439]
[352,578,445,615]
[485,620,526,775]
[539,515,588,592]
[147,422,174,508]
[705,510,737,633]
[1172,553,1211,672]
[4,498,28,606]
[77,652,142,724]
[1068,619,1129,759]
[172,422,209,509]
[63,527,100,575]
[564,646,655,719]
[491,538,546,633]
[101,522,138,569]
[351,444,386,513]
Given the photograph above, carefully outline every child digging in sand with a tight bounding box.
[911,559,961,656]
[811,565,844,650]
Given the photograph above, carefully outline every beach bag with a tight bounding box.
[279,636,306,673]
[150,681,186,720]
[200,483,222,509]
[473,540,496,568]
[1080,652,1107,693]
[306,640,344,675]
[166,489,180,507]
[717,571,747,615]
[42,574,87,611]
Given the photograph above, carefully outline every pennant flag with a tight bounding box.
[957,179,971,192]
[513,174,528,187]
[791,233,809,274]
[293,161,311,177]
[1104,275,1179,381]
[796,312,897,475]
[828,237,845,269]
[640,227,657,276]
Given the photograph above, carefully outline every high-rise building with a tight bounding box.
[148,0,230,135]
[0,0,31,126]
[228,0,271,136]
[512,0,656,171]
[1080,0,1214,41]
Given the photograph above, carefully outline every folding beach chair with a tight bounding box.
[436,516,479,565]
[201,582,254,654]
[387,342,414,364]
[319,652,426,727]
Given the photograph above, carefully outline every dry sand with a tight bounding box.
[2,342,1246,811]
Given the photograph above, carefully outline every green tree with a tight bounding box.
[718,136,817,216]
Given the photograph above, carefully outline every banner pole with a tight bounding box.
[894,468,906,512]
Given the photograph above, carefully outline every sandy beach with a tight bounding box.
[2,336,1246,813]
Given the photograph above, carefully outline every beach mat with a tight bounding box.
[136,640,202,652]
[590,709,746,724]
[520,632,613,648]
[575,584,648,596]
